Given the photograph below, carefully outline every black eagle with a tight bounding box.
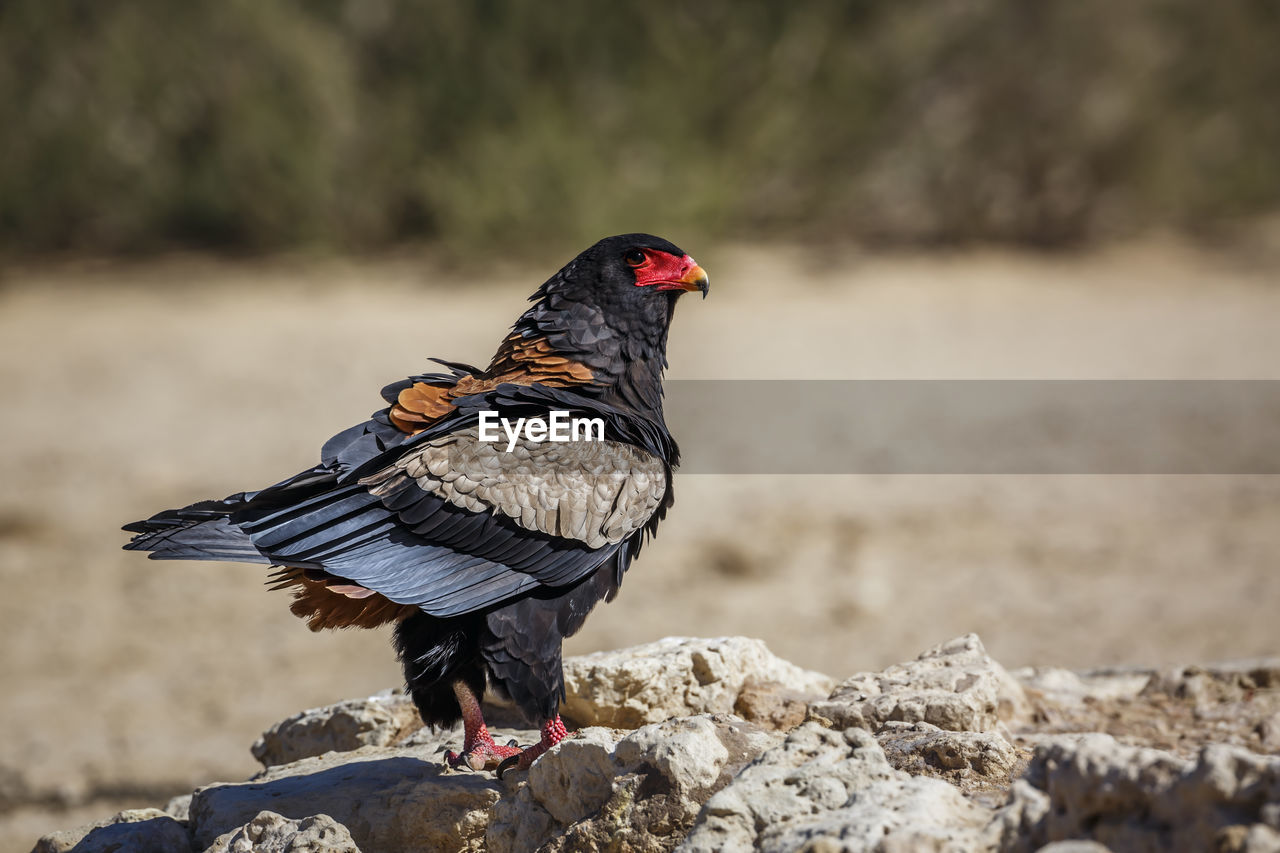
[123,234,708,774]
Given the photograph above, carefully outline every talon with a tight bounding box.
[493,716,572,777]
[443,685,571,777]
[445,748,484,771]
[444,680,521,771]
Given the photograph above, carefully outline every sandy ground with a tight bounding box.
[1,241,1278,850]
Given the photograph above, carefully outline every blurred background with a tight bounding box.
[2,1,1279,849]
[4,0,1280,257]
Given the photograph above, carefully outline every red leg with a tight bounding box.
[444,681,522,771]
[496,716,571,778]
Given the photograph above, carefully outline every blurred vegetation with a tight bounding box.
[1,0,1278,257]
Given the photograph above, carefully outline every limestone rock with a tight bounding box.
[165,793,194,821]
[1259,712,1280,751]
[188,743,507,853]
[877,720,1024,801]
[203,811,360,853]
[809,633,1029,735]
[1014,660,1280,760]
[1140,662,1280,705]
[562,636,834,730]
[733,678,817,730]
[679,723,992,853]
[32,636,1280,853]
[1013,666,1151,707]
[995,733,1280,852]
[32,808,192,853]
[488,715,779,853]
[251,690,422,768]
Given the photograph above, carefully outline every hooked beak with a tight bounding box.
[657,258,710,298]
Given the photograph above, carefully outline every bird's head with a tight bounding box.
[495,234,708,414]
[605,233,709,299]
[546,233,709,320]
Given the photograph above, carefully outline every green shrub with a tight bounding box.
[1,0,1277,256]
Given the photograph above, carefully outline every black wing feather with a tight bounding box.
[124,380,659,618]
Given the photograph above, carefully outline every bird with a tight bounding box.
[122,234,708,775]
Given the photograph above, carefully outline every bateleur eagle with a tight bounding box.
[123,234,708,774]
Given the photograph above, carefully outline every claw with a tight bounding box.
[445,680,522,771]
[446,747,498,772]
[496,754,521,779]
[492,715,572,778]
[445,740,520,772]
[443,681,572,777]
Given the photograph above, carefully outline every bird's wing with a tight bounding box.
[365,426,666,551]
[125,375,671,618]
[232,397,665,617]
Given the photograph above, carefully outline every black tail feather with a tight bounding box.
[123,513,269,563]
[122,466,339,565]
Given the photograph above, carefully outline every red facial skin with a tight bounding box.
[629,250,710,294]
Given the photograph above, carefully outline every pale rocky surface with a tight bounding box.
[678,723,992,853]
[877,721,1023,802]
[561,635,835,728]
[1014,659,1280,759]
[31,634,1280,853]
[250,691,422,769]
[31,808,191,853]
[994,735,1280,853]
[189,744,502,852]
[203,811,360,853]
[487,715,779,853]
[809,632,1031,734]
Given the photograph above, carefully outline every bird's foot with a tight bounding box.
[445,679,523,771]
[496,716,571,778]
[445,733,522,772]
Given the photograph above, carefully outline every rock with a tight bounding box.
[678,723,992,853]
[32,808,192,853]
[808,633,1029,735]
[1014,660,1280,761]
[251,690,423,768]
[203,811,360,853]
[1140,662,1280,705]
[31,636,1280,853]
[188,743,507,852]
[562,636,834,730]
[165,793,194,821]
[1014,666,1151,707]
[984,779,1051,851]
[519,727,624,827]
[1259,712,1280,751]
[733,678,815,730]
[487,714,779,853]
[995,733,1280,853]
[877,721,1023,801]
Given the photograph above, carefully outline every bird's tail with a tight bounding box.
[124,466,343,564]
[123,495,270,564]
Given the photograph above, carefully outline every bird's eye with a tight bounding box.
[623,249,646,267]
